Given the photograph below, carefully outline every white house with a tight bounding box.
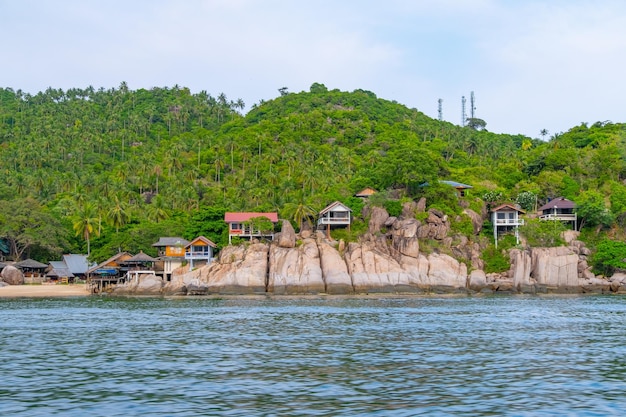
[491,203,525,247]
[318,201,352,237]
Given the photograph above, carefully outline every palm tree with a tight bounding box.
[147,195,169,223]
[282,193,317,231]
[73,203,100,256]
[108,196,130,233]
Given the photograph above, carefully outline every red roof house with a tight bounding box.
[224,212,279,244]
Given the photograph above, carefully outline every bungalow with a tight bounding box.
[46,261,75,283]
[355,187,377,199]
[15,259,48,280]
[185,236,217,270]
[440,180,473,197]
[152,237,190,281]
[491,203,525,247]
[538,197,577,229]
[86,251,133,292]
[318,201,352,237]
[224,212,279,244]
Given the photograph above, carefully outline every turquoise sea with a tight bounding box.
[1,295,625,416]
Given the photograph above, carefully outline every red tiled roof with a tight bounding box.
[224,212,279,223]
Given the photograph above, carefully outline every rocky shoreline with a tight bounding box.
[111,205,626,297]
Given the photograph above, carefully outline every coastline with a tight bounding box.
[0,284,91,298]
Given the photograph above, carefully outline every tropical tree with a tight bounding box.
[282,194,317,231]
[72,202,100,255]
[108,196,130,233]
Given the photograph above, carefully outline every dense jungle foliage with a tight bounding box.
[1,82,626,268]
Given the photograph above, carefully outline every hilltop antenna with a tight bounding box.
[438,98,443,121]
[461,96,466,126]
[470,91,476,119]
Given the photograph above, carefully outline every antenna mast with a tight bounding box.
[438,98,443,121]
[461,96,466,127]
[470,91,476,119]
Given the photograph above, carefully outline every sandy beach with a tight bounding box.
[0,284,91,298]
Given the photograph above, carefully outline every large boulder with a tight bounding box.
[268,239,324,294]
[421,253,467,291]
[468,269,487,291]
[317,241,353,294]
[113,273,163,295]
[344,240,420,293]
[135,274,164,294]
[368,206,390,234]
[203,243,269,294]
[531,247,579,288]
[1,265,24,285]
[509,249,533,288]
[277,220,296,248]
[390,218,420,258]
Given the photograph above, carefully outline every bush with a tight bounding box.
[520,218,566,247]
[383,200,402,217]
[482,244,510,273]
[451,216,474,236]
[591,239,626,276]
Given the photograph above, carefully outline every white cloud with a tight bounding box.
[2,0,625,137]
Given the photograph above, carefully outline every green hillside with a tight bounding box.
[1,82,625,265]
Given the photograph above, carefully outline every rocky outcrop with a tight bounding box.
[114,273,163,295]
[422,253,468,291]
[317,241,353,294]
[462,208,483,235]
[1,265,24,285]
[108,204,624,296]
[277,220,296,248]
[201,243,269,294]
[368,206,390,234]
[344,238,421,293]
[531,247,579,289]
[268,239,324,294]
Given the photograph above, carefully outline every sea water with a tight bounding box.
[1,295,625,416]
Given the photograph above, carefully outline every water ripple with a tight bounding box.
[1,296,626,416]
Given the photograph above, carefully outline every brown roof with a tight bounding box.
[538,197,576,211]
[87,252,132,274]
[491,203,525,213]
[122,251,158,264]
[355,187,377,197]
[15,259,48,269]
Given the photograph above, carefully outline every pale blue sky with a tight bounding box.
[2,0,625,138]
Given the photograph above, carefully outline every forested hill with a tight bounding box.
[1,82,625,263]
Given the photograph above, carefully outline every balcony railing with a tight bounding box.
[540,213,577,221]
[318,217,351,225]
[494,219,524,225]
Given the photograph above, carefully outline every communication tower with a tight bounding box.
[438,98,443,121]
[470,91,476,119]
[461,96,466,127]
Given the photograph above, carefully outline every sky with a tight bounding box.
[2,0,625,139]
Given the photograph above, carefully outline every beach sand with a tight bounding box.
[0,284,90,298]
